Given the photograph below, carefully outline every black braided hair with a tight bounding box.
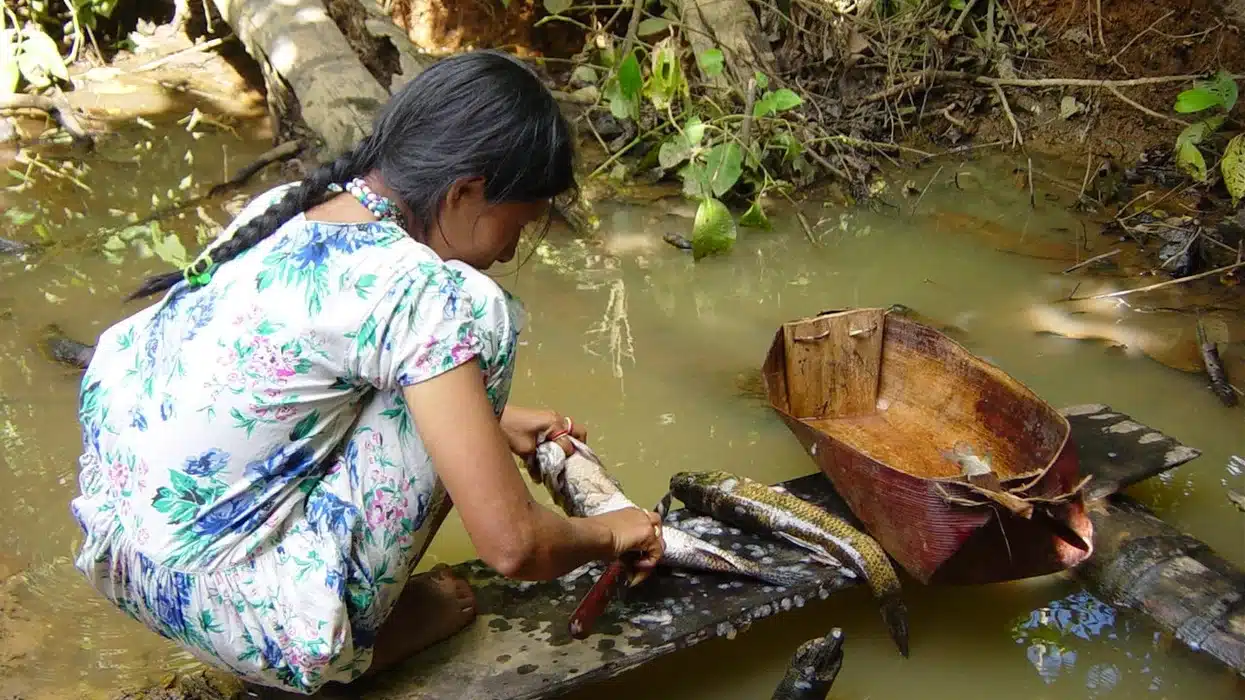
[125,145,372,301]
[125,48,575,302]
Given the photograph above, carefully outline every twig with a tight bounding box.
[618,0,645,62]
[1079,261,1245,300]
[994,84,1023,146]
[0,92,92,146]
[740,77,757,151]
[134,36,230,72]
[1109,10,1174,71]
[1094,0,1105,49]
[1077,152,1094,203]
[910,165,943,216]
[951,0,979,35]
[206,141,304,197]
[1105,85,1189,126]
[1062,248,1120,273]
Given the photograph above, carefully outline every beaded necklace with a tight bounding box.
[327,177,405,228]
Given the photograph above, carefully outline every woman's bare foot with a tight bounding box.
[365,564,477,676]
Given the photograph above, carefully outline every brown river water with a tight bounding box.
[1,109,1243,700]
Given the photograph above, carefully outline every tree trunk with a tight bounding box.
[209,0,428,156]
[675,0,777,92]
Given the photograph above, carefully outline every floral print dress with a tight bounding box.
[69,184,522,694]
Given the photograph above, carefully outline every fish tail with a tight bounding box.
[878,593,910,658]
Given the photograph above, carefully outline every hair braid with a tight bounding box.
[125,144,372,302]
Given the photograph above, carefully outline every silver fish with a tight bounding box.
[533,436,807,587]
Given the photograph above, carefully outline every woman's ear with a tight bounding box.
[445,177,487,213]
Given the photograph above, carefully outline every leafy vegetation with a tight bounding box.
[2,0,124,93]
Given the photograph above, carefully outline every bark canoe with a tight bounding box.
[761,307,1093,586]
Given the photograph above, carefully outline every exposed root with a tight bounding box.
[0,93,93,146]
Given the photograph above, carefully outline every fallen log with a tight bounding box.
[208,0,429,156]
[1072,493,1245,676]
[0,92,93,146]
[771,629,844,700]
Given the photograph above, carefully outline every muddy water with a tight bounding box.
[1,118,1243,700]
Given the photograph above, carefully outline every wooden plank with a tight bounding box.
[1059,404,1202,501]
[780,309,884,420]
[352,404,1199,700]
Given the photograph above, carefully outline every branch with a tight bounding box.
[0,92,92,146]
[1079,261,1245,301]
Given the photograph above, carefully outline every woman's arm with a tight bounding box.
[402,361,662,581]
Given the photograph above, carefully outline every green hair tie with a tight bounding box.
[183,253,217,288]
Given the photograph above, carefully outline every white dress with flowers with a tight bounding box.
[69,183,521,693]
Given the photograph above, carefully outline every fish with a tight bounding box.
[770,629,845,700]
[668,470,910,657]
[531,437,808,589]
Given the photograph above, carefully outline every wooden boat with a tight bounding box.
[761,307,1094,586]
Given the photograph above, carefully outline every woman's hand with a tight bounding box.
[500,405,588,461]
[592,507,665,576]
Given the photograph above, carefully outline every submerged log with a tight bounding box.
[41,326,95,370]
[771,629,844,700]
[0,238,27,256]
[1197,318,1239,407]
[1072,494,1245,676]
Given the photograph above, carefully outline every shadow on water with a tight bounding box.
[1,101,1243,700]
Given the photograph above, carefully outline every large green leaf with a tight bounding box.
[617,50,643,100]
[1176,138,1208,182]
[691,197,737,260]
[543,0,572,14]
[1207,70,1239,113]
[739,198,772,230]
[684,116,706,145]
[1174,86,1222,114]
[646,38,685,111]
[1222,133,1245,207]
[704,143,743,197]
[16,25,68,89]
[697,48,724,78]
[679,162,708,198]
[636,17,669,36]
[770,88,803,111]
[658,134,692,169]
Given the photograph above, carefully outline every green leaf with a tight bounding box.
[1,22,19,94]
[948,0,966,8]
[1177,116,1224,147]
[3,207,34,226]
[571,65,598,84]
[753,95,776,118]
[16,25,68,89]
[754,71,769,89]
[685,117,706,145]
[1174,86,1223,114]
[691,197,737,260]
[1207,70,1238,113]
[704,143,744,197]
[679,162,709,198]
[771,88,802,111]
[290,410,319,441]
[636,17,670,36]
[1221,133,1245,207]
[543,0,572,14]
[1176,138,1208,182]
[646,38,685,111]
[604,80,638,120]
[739,199,772,230]
[698,48,725,78]
[617,50,643,100]
[658,134,692,169]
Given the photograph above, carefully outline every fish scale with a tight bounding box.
[669,470,911,658]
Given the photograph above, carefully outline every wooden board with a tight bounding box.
[349,405,1198,700]
[780,309,884,419]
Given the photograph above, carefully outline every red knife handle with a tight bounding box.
[568,559,629,640]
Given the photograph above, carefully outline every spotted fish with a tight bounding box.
[669,470,911,657]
